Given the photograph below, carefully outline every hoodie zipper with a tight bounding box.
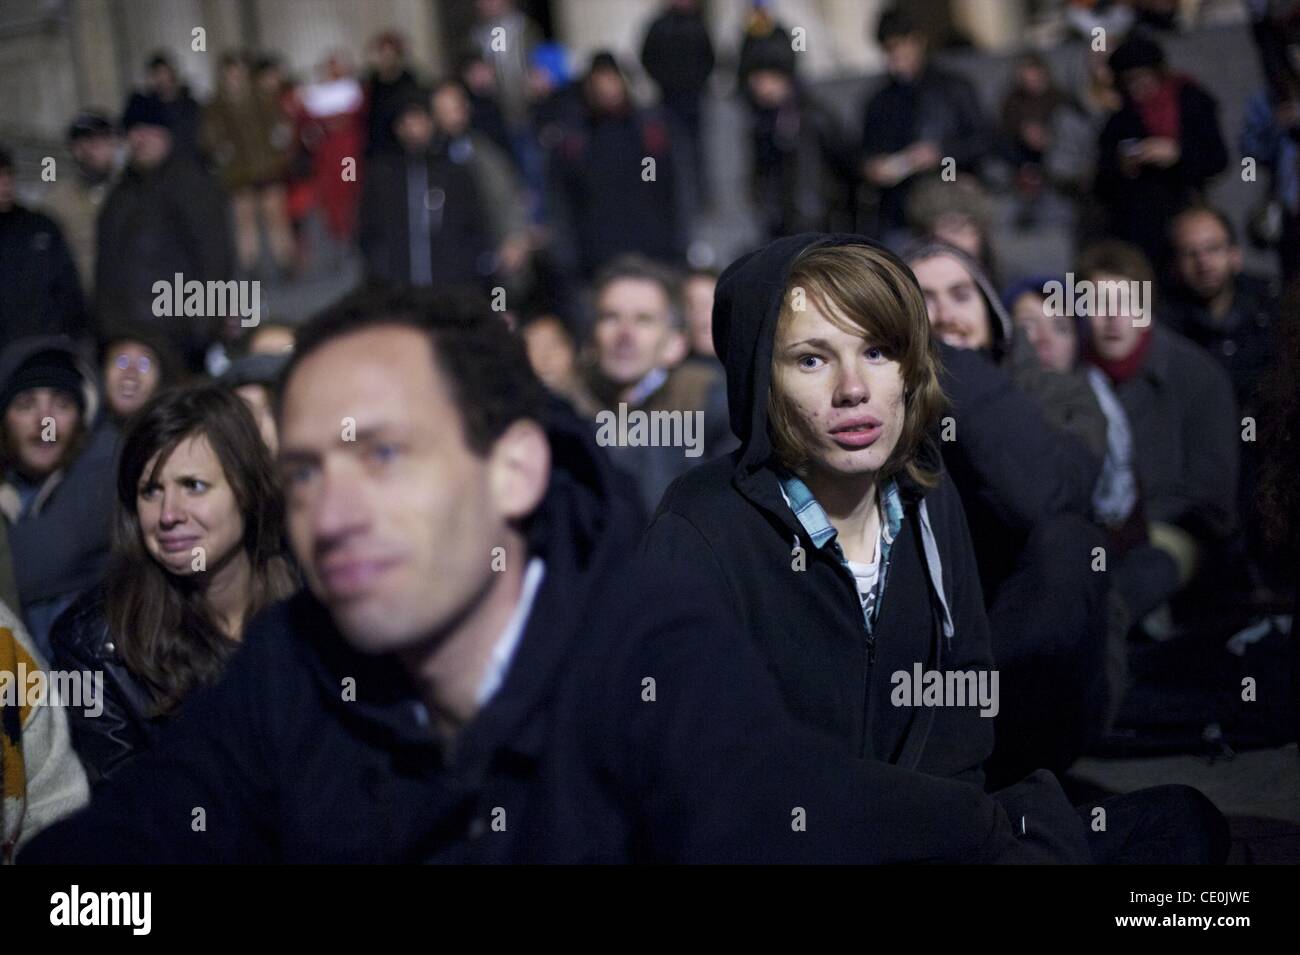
[826,544,877,759]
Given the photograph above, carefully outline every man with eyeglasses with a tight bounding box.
[1164,204,1282,596]
[1164,205,1279,417]
[98,330,177,424]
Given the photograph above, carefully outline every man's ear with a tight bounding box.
[1229,245,1244,274]
[487,418,551,522]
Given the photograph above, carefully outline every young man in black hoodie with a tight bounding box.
[907,242,1112,784]
[638,233,1226,864]
[23,287,1107,864]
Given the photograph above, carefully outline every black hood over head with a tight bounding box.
[712,232,923,481]
[904,240,1013,362]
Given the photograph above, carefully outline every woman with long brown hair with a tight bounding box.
[49,384,296,784]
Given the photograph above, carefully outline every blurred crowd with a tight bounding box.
[1,0,1298,862]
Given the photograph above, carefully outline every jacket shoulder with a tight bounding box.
[1159,326,1233,391]
[912,468,967,534]
[49,584,111,661]
[654,453,742,519]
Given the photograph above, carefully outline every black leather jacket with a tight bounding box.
[48,585,162,786]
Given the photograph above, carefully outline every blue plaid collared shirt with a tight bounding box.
[778,472,905,637]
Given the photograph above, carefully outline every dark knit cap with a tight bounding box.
[67,110,114,142]
[121,92,173,132]
[0,350,85,413]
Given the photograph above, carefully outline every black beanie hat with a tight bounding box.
[121,92,173,132]
[1,350,85,414]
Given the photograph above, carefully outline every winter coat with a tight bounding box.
[364,68,424,156]
[94,152,233,370]
[47,585,160,787]
[39,171,115,295]
[860,65,992,230]
[20,401,1088,863]
[358,145,495,290]
[1101,325,1239,547]
[1095,79,1229,265]
[0,336,119,657]
[202,89,289,190]
[1162,273,1278,416]
[640,9,716,99]
[582,360,736,517]
[751,91,857,238]
[546,105,689,277]
[0,206,87,352]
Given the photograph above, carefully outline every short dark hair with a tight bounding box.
[877,8,921,45]
[1077,239,1156,287]
[591,254,682,327]
[282,287,549,456]
[1170,204,1238,248]
[519,310,573,340]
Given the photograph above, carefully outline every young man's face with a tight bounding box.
[3,388,81,479]
[374,41,402,77]
[432,85,470,136]
[772,296,906,481]
[1016,61,1049,95]
[523,316,576,391]
[1086,271,1146,362]
[126,125,172,170]
[683,274,717,358]
[278,325,542,654]
[71,134,118,179]
[395,109,434,151]
[587,68,628,113]
[883,34,926,81]
[103,341,161,419]
[1120,66,1160,102]
[1172,211,1240,302]
[911,254,992,351]
[593,277,681,388]
[1013,292,1076,373]
[147,63,178,98]
[137,433,245,578]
